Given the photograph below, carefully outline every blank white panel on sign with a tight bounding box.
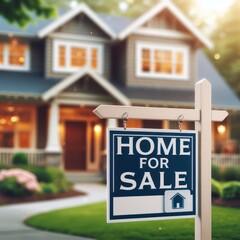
[113,196,164,215]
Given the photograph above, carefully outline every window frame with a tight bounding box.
[0,42,30,71]
[136,42,189,80]
[53,39,103,74]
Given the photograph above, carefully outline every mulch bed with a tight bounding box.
[0,189,85,205]
[212,197,240,208]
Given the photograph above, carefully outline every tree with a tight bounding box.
[74,0,198,19]
[207,0,240,97]
[0,0,56,27]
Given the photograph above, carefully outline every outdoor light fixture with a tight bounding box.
[217,124,226,134]
[0,119,6,124]
[10,115,19,123]
[94,124,102,134]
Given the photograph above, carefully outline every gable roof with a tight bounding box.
[118,0,213,49]
[38,3,116,39]
[197,50,240,110]
[42,68,130,105]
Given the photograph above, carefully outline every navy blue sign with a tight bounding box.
[107,128,197,222]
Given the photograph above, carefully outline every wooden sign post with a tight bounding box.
[93,79,228,240]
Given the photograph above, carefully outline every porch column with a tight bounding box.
[45,101,62,167]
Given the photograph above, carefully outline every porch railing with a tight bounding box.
[0,149,239,168]
[212,153,240,167]
[0,148,46,167]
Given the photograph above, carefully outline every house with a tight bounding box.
[0,0,239,180]
[170,193,185,209]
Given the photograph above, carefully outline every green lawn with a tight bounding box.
[26,202,240,240]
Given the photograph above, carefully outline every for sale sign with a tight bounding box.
[107,128,197,223]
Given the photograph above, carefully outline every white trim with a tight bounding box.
[0,43,30,71]
[38,3,116,39]
[118,0,213,49]
[136,41,190,80]
[133,28,193,40]
[55,98,115,106]
[49,32,111,43]
[52,39,103,74]
[42,68,130,105]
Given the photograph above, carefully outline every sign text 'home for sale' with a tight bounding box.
[107,128,197,222]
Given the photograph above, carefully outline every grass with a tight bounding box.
[26,202,240,240]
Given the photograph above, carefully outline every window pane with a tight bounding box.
[154,50,172,73]
[164,50,172,62]
[141,49,150,72]
[176,64,183,74]
[91,48,98,69]
[154,50,162,72]
[0,132,14,148]
[58,45,66,67]
[162,63,172,73]
[0,44,3,65]
[71,47,86,67]
[8,43,26,66]
[176,52,183,63]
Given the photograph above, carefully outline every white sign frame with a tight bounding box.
[107,128,198,223]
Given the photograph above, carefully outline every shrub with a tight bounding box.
[0,177,31,197]
[222,181,240,200]
[212,164,222,181]
[212,179,222,198]
[223,167,240,181]
[22,166,52,183]
[12,152,28,166]
[47,167,70,193]
[212,165,240,182]
[0,169,40,197]
[40,183,58,194]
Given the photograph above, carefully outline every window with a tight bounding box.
[53,40,103,73]
[0,105,35,149]
[0,41,30,71]
[136,42,189,80]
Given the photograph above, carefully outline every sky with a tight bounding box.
[196,0,234,14]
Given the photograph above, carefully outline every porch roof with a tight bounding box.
[0,71,58,98]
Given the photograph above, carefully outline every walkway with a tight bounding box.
[0,183,106,240]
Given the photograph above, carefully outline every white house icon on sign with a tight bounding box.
[170,193,186,209]
[164,190,193,213]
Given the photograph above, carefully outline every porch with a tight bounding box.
[0,149,240,168]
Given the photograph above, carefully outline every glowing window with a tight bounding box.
[0,41,29,70]
[137,42,189,80]
[71,47,86,67]
[53,40,103,73]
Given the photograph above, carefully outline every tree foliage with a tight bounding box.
[207,0,240,97]
[0,0,56,27]
[75,0,198,19]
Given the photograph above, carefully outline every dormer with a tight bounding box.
[113,0,212,89]
[38,3,116,80]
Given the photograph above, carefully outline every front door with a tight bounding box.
[64,121,87,170]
